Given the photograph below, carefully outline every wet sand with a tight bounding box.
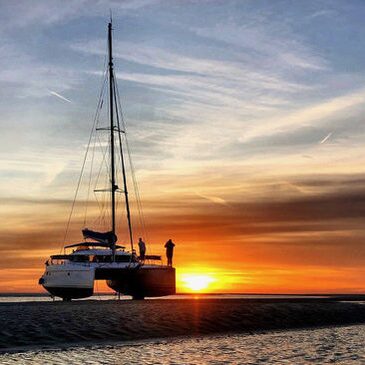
[1,298,365,352]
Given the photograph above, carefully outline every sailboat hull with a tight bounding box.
[39,264,95,300]
[106,266,176,298]
[42,286,94,299]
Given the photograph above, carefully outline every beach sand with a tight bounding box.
[1,298,365,352]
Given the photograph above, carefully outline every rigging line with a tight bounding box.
[98,193,108,229]
[88,44,107,220]
[103,163,111,228]
[113,75,134,251]
[113,73,149,242]
[115,98,145,235]
[94,132,111,187]
[83,130,97,226]
[94,106,111,199]
[93,191,103,225]
[61,65,108,249]
[89,39,109,229]
[125,135,148,241]
[96,169,109,227]
[95,131,112,227]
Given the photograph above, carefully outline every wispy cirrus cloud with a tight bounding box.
[0,45,80,98]
[73,39,315,95]
[189,19,328,71]
[0,0,159,30]
[240,87,365,142]
[308,9,337,20]
[74,35,326,163]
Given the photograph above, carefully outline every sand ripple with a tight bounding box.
[0,299,364,352]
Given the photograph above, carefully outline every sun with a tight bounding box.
[181,274,215,292]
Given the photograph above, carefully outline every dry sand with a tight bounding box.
[1,298,365,352]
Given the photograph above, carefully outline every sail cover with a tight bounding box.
[82,229,117,244]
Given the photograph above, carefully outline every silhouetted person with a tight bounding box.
[138,237,146,261]
[164,239,175,266]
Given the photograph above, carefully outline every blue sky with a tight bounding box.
[1,1,365,186]
[1,0,365,292]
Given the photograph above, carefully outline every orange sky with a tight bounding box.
[1,2,365,295]
[1,175,365,294]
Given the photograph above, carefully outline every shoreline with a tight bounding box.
[0,292,364,297]
[1,298,364,353]
[2,322,363,355]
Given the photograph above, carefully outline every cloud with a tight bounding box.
[75,35,328,164]
[0,45,80,98]
[240,88,365,142]
[189,19,328,71]
[0,0,159,30]
[308,9,337,19]
[76,40,311,96]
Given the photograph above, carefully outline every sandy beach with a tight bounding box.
[1,298,364,352]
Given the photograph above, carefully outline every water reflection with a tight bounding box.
[1,325,364,364]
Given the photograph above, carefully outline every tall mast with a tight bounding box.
[108,21,116,259]
[108,21,134,255]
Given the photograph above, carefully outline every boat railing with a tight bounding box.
[140,255,166,266]
[48,254,165,266]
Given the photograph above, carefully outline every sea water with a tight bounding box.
[1,325,364,364]
[0,293,327,303]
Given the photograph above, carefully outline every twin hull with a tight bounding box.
[41,264,175,300]
[105,266,176,298]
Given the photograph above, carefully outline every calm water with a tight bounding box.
[0,293,327,303]
[1,325,364,364]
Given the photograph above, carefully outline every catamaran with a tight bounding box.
[39,21,175,301]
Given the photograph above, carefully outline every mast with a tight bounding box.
[108,21,116,259]
[108,21,134,255]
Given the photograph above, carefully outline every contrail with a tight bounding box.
[319,132,332,144]
[49,90,72,103]
[195,192,228,206]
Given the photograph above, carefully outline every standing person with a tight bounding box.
[164,239,175,266]
[138,237,146,261]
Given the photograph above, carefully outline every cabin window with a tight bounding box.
[71,255,89,263]
[115,255,132,263]
[94,255,112,263]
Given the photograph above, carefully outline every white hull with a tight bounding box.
[41,264,95,290]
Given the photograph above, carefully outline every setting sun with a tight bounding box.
[180,274,215,292]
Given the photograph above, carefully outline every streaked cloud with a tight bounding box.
[240,88,365,142]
